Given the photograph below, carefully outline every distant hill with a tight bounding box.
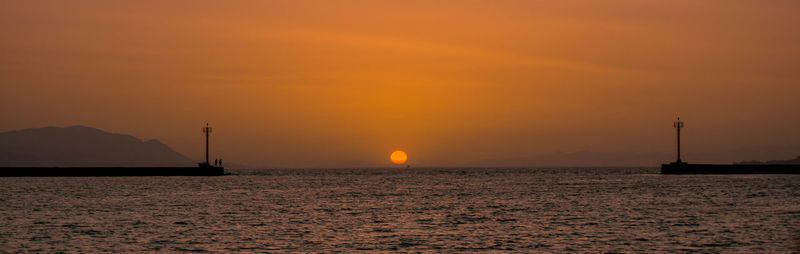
[0,126,194,167]
[738,156,800,165]
[683,145,800,164]
[472,151,668,167]
[470,146,800,167]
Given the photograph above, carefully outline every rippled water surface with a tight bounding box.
[1,168,798,252]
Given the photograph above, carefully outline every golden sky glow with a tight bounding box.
[1,1,799,167]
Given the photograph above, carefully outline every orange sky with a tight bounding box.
[1,1,799,167]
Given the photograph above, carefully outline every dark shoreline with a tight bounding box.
[0,167,225,177]
[661,162,800,174]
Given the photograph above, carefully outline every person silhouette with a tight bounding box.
[219,159,223,167]
[214,159,218,167]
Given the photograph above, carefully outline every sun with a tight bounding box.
[390,150,408,164]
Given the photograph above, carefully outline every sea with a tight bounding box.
[0,168,798,252]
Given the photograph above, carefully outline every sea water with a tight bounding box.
[0,168,798,252]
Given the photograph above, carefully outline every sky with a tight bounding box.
[1,0,799,167]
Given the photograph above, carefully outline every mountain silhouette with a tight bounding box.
[470,146,800,167]
[738,156,800,165]
[0,126,193,167]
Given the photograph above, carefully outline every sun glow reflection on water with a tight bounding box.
[0,168,797,252]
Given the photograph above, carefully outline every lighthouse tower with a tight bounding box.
[673,117,684,163]
[201,123,213,167]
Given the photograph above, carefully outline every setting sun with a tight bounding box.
[390,150,408,164]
